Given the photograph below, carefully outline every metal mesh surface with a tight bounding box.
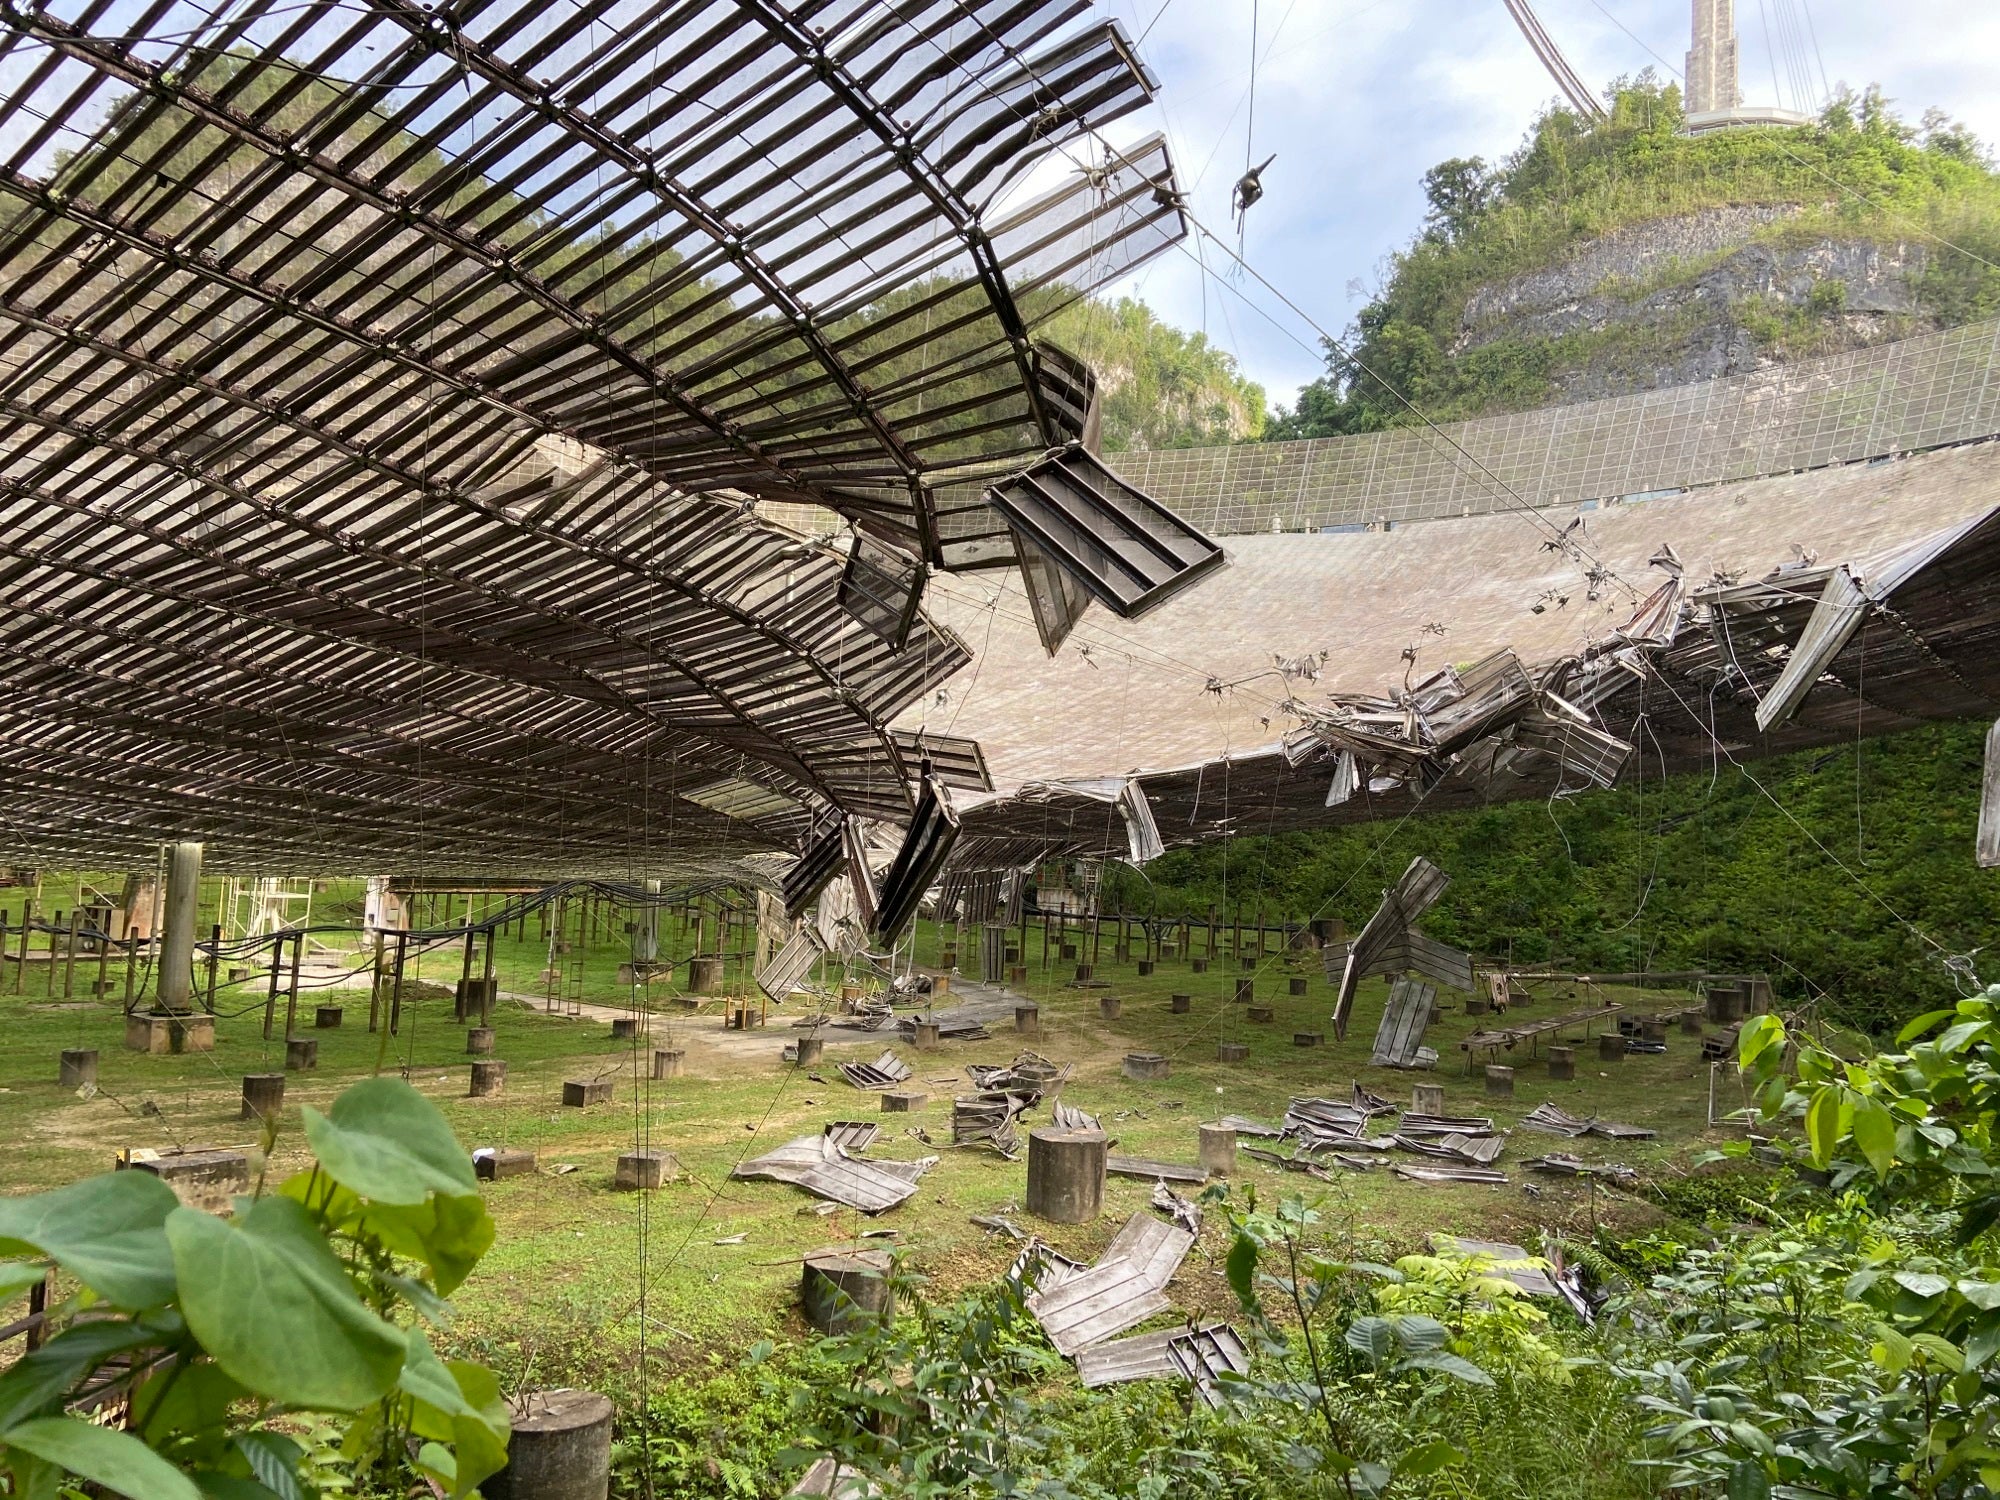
[1111,318,2000,535]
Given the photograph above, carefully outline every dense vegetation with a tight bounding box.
[1045,296,1267,450]
[1268,78,2000,437]
[1101,720,2000,1035]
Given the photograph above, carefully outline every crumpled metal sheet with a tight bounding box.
[730,1133,935,1213]
[836,1051,913,1089]
[1026,1213,1196,1357]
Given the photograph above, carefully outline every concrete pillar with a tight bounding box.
[651,1048,684,1080]
[241,1073,285,1121]
[1122,1052,1169,1081]
[687,956,723,994]
[882,1089,926,1112]
[285,1038,317,1071]
[156,841,203,1012]
[1233,978,1254,1003]
[1217,1042,1248,1062]
[615,1151,676,1190]
[800,1249,895,1334]
[912,1021,940,1050]
[1026,1128,1107,1224]
[315,1005,343,1029]
[1098,995,1121,1020]
[1289,976,1308,996]
[1169,993,1191,1014]
[470,1061,506,1097]
[1548,1046,1576,1081]
[795,1036,824,1066]
[1411,1083,1445,1114]
[484,1389,613,1500]
[1015,1004,1039,1035]
[466,1027,496,1055]
[1198,1123,1236,1175]
[1484,1065,1515,1097]
[1599,1033,1627,1062]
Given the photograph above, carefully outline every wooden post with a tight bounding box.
[45,910,58,997]
[62,909,80,1000]
[367,931,385,1032]
[93,911,109,1001]
[202,921,220,1013]
[283,931,304,1040]
[15,899,29,994]
[481,927,497,1024]
[262,933,283,1040]
[388,933,409,1035]
[123,932,138,1013]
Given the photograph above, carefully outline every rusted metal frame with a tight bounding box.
[735,0,1058,453]
[1,11,839,504]
[0,404,859,807]
[361,0,930,507]
[0,265,936,762]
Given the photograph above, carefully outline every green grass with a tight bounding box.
[0,910,1725,1397]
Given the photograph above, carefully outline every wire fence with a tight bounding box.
[1107,317,2000,535]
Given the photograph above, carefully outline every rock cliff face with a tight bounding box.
[1453,204,1931,402]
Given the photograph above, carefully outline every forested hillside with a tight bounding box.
[1102,720,2000,1033]
[1047,295,1266,449]
[1269,77,2000,436]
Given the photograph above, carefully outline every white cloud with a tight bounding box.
[1089,0,2000,408]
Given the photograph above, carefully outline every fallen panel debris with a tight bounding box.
[837,1052,914,1090]
[1523,1153,1639,1183]
[758,926,828,1004]
[1332,859,1473,1038]
[1150,1180,1203,1234]
[1027,1213,1196,1356]
[1217,1114,1284,1138]
[1390,1164,1509,1185]
[1394,1131,1507,1166]
[821,1122,881,1154]
[1168,1325,1253,1408]
[1520,1103,1657,1140]
[1431,1236,1560,1298]
[730,1135,934,1214]
[953,1093,1027,1157]
[1107,1156,1208,1185]
[1052,1101,1102,1132]
[966,1053,1071,1102]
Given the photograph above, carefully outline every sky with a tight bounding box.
[1086,0,2000,411]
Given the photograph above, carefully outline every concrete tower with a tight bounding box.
[1684,0,1739,116]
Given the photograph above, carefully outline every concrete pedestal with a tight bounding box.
[1198,1124,1237,1176]
[800,1249,895,1334]
[912,1021,940,1050]
[1026,1127,1107,1224]
[1639,1017,1669,1045]
[476,1148,535,1181]
[470,1060,507,1097]
[1246,1005,1274,1024]
[1098,995,1121,1020]
[563,1078,612,1107]
[285,1037,317,1071]
[125,1148,248,1212]
[1411,1083,1446,1114]
[240,1073,285,1121]
[1705,986,1746,1024]
[59,1048,97,1089]
[1293,1032,1323,1048]
[687,956,723,994]
[1122,1052,1169,1081]
[652,1048,684,1080]
[1007,965,1028,984]
[467,1027,496,1055]
[881,1089,926,1112]
[1547,1046,1575,1081]
[1191,958,1208,974]
[1465,995,1490,1017]
[1289,976,1308,997]
[484,1389,614,1500]
[1484,1065,1515,1097]
[315,1006,343,1029]
[1015,1004,1039,1036]
[1137,960,1154,977]
[1233,979,1254,1003]
[1059,943,1078,961]
[1074,963,1093,982]
[610,1017,640,1042]
[794,1036,824,1066]
[1598,1033,1626,1063]
[1681,1010,1707,1035]
[1217,1042,1248,1062]
[614,1151,677,1190]
[1169,993,1191,1014]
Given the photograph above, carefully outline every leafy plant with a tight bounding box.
[0,1076,508,1498]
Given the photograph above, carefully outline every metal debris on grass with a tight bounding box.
[836,1051,913,1090]
[1107,1156,1207,1185]
[1026,1213,1196,1357]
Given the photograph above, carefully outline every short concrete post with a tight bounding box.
[1137,959,1154,976]
[1191,958,1208,974]
[156,841,204,1014]
[470,1060,507,1097]
[467,1027,496,1055]
[240,1073,285,1121]
[1060,943,1078,960]
[1547,1046,1575,1081]
[1122,1052,1169,1081]
[687,956,723,994]
[1198,1123,1237,1176]
[1681,1009,1706,1035]
[614,1151,676,1190]
[562,1078,612,1107]
[794,1036,824,1066]
[483,1389,613,1500]
[1484,1065,1515,1097]
[1292,1031,1324,1048]
[1007,964,1028,984]
[1247,1004,1274,1023]
[1026,1127,1107,1224]
[1640,1017,1669,1045]
[881,1089,927,1112]
[1288,976,1308,997]
[1705,985,1745,1024]
[610,1017,640,1042]
[800,1249,895,1334]
[475,1148,535,1181]
[1411,1083,1445,1114]
[1014,1004,1039,1036]
[1098,995,1121,1020]
[1169,992,1191,1014]
[912,1021,941,1050]
[314,1005,343,1029]
[1233,978,1254,1003]
[1217,1042,1249,1062]
[651,1048,684,1080]
[59,1049,97,1089]
[1074,963,1093,982]
[1599,1032,1627,1063]
[1465,994,1490,1017]
[285,1037,317,1071]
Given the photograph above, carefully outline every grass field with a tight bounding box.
[0,896,1748,1397]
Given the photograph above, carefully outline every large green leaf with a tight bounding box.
[302,1078,475,1205]
[166,1198,405,1410]
[359,1193,494,1297]
[0,1415,203,1500]
[398,1329,510,1498]
[1805,1087,1844,1167]
[0,1262,47,1305]
[1850,1096,1897,1177]
[0,1172,179,1310]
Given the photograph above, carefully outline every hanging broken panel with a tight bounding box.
[1016,531,1094,655]
[987,444,1225,620]
[837,532,926,651]
[757,924,827,1004]
[783,817,847,919]
[891,730,995,792]
[872,779,961,943]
